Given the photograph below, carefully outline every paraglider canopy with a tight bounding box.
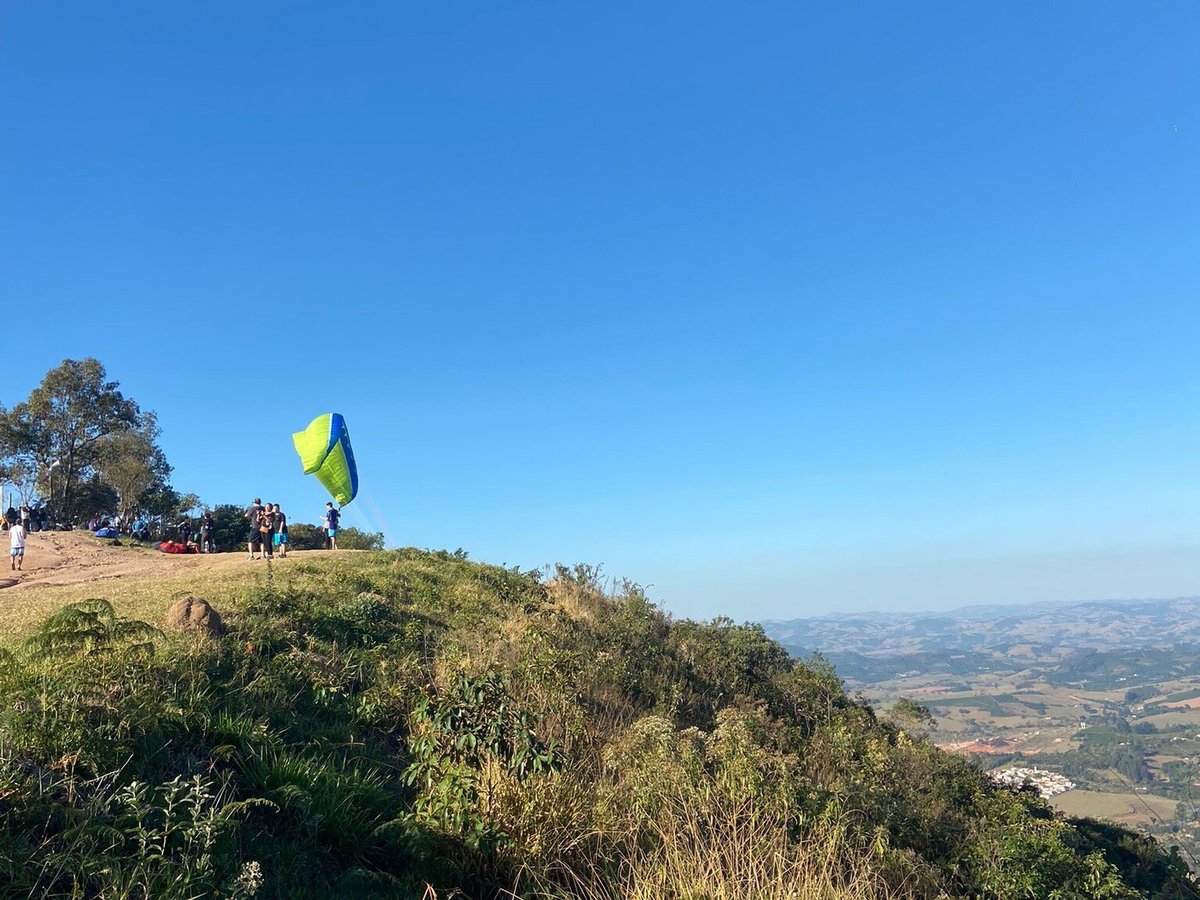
[292,413,359,506]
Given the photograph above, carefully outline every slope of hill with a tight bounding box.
[0,544,1194,898]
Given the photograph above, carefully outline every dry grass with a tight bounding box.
[535,801,913,900]
[544,576,607,626]
[0,569,236,642]
[0,531,367,645]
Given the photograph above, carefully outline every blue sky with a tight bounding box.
[2,2,1197,619]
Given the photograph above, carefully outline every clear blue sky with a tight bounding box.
[2,3,1197,619]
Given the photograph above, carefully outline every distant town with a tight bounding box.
[990,766,1075,800]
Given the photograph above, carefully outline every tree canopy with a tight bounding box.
[0,358,147,519]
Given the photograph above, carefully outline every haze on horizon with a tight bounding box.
[2,2,1197,621]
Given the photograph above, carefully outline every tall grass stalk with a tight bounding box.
[529,797,914,900]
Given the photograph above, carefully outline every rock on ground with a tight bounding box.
[163,596,224,637]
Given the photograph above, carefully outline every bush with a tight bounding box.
[205,503,253,553]
[287,522,385,551]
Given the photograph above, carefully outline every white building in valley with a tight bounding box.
[990,766,1075,800]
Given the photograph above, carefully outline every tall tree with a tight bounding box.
[0,358,142,519]
[95,413,173,521]
[71,476,122,523]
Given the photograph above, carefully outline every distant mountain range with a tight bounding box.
[761,597,1200,686]
[763,596,1200,654]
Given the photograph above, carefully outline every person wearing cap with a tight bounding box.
[246,497,264,560]
[323,501,340,550]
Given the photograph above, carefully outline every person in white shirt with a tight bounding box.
[10,522,26,571]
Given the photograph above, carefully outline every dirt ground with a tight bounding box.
[0,530,348,640]
[1,530,244,591]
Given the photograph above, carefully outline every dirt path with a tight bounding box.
[0,531,361,641]
[2,530,311,592]
[0,531,364,640]
[3,531,195,590]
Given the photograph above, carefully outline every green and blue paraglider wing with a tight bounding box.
[292,413,359,506]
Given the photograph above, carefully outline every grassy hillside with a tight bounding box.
[0,549,1195,899]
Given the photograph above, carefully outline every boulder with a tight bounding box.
[163,596,224,638]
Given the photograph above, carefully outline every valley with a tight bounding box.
[764,598,1200,869]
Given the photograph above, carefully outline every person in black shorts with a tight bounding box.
[199,512,215,553]
[246,498,264,560]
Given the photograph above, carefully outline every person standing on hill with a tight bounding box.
[272,504,288,558]
[246,497,264,560]
[199,512,216,553]
[324,501,340,551]
[10,520,26,571]
[258,503,276,560]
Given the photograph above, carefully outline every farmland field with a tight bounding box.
[1051,790,1179,827]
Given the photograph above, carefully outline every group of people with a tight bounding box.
[92,515,152,542]
[156,512,217,554]
[245,499,289,560]
[4,497,344,568]
[4,503,39,572]
[2,503,49,533]
[244,498,340,560]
